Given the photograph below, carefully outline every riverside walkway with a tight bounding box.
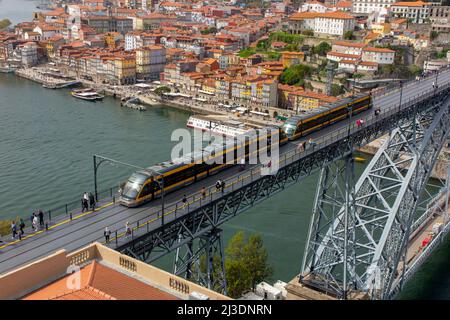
[1,68,450,279]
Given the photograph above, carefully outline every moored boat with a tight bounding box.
[186,115,254,137]
[71,88,105,101]
[0,66,15,73]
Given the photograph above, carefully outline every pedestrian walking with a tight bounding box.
[30,212,35,226]
[308,138,316,150]
[32,215,39,232]
[38,210,44,227]
[240,158,246,171]
[182,194,188,207]
[19,218,25,235]
[125,222,131,238]
[11,221,17,240]
[83,192,89,203]
[221,180,226,194]
[89,192,96,211]
[104,227,111,243]
[215,180,222,192]
[201,186,207,199]
[81,198,87,212]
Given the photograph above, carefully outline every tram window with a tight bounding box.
[139,183,152,197]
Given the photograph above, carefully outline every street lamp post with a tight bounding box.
[93,154,144,202]
[144,168,165,227]
[398,80,404,113]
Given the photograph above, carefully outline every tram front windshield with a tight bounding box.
[121,172,148,199]
[282,123,296,137]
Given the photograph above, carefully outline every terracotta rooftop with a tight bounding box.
[23,261,179,300]
[333,40,366,48]
[391,1,428,7]
[290,11,354,20]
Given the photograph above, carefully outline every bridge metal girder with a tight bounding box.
[173,228,227,295]
[301,95,450,300]
[116,91,450,287]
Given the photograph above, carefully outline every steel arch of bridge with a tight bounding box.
[115,89,450,298]
[301,94,450,299]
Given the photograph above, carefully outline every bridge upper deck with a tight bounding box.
[1,68,450,275]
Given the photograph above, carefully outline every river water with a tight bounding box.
[0,0,40,24]
[1,73,449,299]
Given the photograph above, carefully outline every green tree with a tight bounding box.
[238,47,257,58]
[302,30,314,36]
[225,231,273,298]
[430,31,439,41]
[0,19,12,30]
[343,31,354,40]
[266,51,281,61]
[313,42,332,56]
[280,64,312,86]
[154,86,171,96]
[331,84,344,96]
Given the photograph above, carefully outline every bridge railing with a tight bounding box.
[0,185,121,238]
[102,80,450,247]
[389,218,450,299]
[371,67,450,99]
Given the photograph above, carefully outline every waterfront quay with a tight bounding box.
[15,66,80,88]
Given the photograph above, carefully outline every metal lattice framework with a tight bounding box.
[301,94,450,300]
[174,228,227,295]
[115,90,450,298]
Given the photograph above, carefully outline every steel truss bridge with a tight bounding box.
[1,70,450,300]
[112,73,450,299]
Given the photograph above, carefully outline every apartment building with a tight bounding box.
[287,90,338,112]
[82,15,134,34]
[361,47,395,64]
[21,42,39,67]
[327,40,395,71]
[430,6,450,32]
[288,11,355,37]
[353,0,397,14]
[112,54,136,85]
[390,1,432,24]
[136,45,166,80]
[125,32,162,51]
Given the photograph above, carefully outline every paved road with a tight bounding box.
[1,69,449,275]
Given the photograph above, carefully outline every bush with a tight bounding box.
[269,31,304,45]
[280,64,312,86]
[344,31,354,40]
[313,42,332,56]
[238,47,257,58]
[154,86,171,96]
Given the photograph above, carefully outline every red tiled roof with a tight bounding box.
[23,261,180,300]
[391,1,427,7]
[290,10,354,20]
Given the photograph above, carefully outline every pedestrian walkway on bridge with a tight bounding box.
[0,67,450,282]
